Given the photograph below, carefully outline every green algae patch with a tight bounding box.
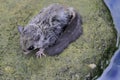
[0,0,116,80]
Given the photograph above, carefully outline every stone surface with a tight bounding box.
[0,0,116,80]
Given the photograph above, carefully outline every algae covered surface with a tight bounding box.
[0,0,116,80]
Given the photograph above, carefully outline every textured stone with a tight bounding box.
[0,0,116,80]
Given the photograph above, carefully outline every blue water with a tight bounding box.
[97,49,120,80]
[104,0,120,47]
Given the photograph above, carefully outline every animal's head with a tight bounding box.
[18,25,43,54]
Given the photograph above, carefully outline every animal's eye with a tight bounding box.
[28,45,34,50]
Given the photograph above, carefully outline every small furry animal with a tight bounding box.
[18,3,82,57]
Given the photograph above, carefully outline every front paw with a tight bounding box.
[36,49,46,58]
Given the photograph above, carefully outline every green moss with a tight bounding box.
[0,0,116,80]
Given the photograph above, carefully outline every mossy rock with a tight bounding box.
[0,0,116,80]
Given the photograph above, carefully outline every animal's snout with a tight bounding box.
[23,50,29,55]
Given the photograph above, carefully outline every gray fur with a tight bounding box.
[18,4,75,55]
[45,11,83,56]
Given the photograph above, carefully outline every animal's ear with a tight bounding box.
[17,25,24,34]
[68,7,76,23]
